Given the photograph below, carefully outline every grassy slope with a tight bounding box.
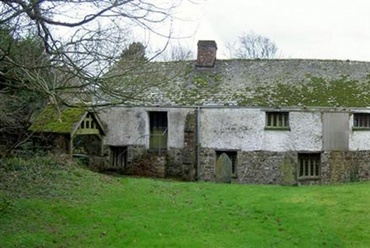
[1,162,370,247]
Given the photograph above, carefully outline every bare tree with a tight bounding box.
[227,31,279,59]
[170,45,194,61]
[153,40,194,61]
[0,0,187,106]
[0,1,195,154]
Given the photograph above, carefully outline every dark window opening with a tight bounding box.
[266,112,289,129]
[110,146,127,168]
[298,153,321,180]
[353,113,370,128]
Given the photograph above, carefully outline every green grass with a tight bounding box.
[1,156,370,247]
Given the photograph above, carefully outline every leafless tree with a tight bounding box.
[0,0,196,154]
[227,31,279,59]
[0,0,190,106]
[159,42,194,61]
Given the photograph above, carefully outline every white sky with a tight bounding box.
[170,0,370,61]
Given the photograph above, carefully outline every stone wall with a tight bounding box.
[106,142,370,185]
[199,108,323,152]
[358,152,370,181]
[198,148,217,181]
[124,145,146,174]
[199,149,297,184]
[181,111,197,181]
[237,151,297,185]
[126,148,166,178]
[99,106,370,184]
[321,151,370,184]
[122,145,191,180]
[166,148,183,178]
[198,149,370,185]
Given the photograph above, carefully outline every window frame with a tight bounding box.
[265,111,290,130]
[353,113,370,130]
[148,111,168,151]
[297,153,321,180]
[110,146,127,168]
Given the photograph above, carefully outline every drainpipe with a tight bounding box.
[196,107,201,181]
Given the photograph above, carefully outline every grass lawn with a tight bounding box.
[1,156,370,247]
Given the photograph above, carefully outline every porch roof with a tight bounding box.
[29,105,105,136]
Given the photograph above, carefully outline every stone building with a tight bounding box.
[99,40,370,185]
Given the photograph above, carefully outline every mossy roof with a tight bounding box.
[105,59,370,107]
[29,105,86,134]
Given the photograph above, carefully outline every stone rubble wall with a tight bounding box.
[198,149,370,185]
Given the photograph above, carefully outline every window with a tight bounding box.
[149,111,168,150]
[265,112,289,129]
[298,153,321,180]
[110,146,127,168]
[216,150,237,176]
[353,113,370,129]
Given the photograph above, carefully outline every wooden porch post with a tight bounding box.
[100,135,104,157]
[69,134,74,159]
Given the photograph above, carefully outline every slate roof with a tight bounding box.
[103,58,370,107]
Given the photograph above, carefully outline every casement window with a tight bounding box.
[353,113,370,129]
[265,112,289,129]
[216,150,237,176]
[110,146,127,168]
[298,153,321,180]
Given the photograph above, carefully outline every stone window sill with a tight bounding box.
[352,127,370,131]
[264,127,291,131]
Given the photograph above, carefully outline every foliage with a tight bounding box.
[0,29,49,154]
[1,162,370,247]
[119,42,147,62]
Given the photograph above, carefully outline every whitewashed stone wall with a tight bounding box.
[99,107,191,149]
[101,107,370,152]
[99,106,370,184]
[349,110,370,150]
[199,108,322,152]
[99,107,147,146]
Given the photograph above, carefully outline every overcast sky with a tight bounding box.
[171,0,370,61]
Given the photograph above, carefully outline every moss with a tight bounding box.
[105,60,370,107]
[29,106,86,133]
[230,75,370,107]
[193,76,209,87]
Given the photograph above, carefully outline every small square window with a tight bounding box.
[353,113,370,129]
[265,112,289,129]
[298,153,321,180]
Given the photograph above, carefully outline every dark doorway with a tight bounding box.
[149,112,168,151]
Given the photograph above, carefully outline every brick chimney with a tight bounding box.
[196,40,217,67]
